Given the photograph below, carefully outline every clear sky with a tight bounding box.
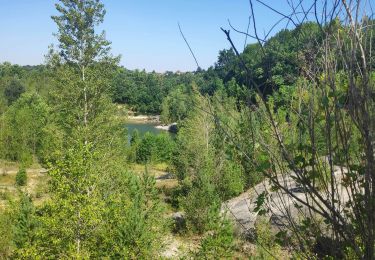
[0,0,342,72]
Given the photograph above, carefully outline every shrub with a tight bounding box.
[136,132,157,163]
[194,215,235,259]
[183,168,221,234]
[253,217,285,259]
[0,209,13,259]
[216,160,245,200]
[136,132,175,164]
[15,168,27,186]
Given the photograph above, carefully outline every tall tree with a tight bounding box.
[18,1,164,258]
[51,0,112,129]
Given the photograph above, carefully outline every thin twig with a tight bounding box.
[178,22,200,69]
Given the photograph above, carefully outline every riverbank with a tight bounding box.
[155,122,178,133]
[127,114,160,123]
[117,106,177,132]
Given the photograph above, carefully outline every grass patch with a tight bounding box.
[152,162,169,171]
[130,163,169,175]
[0,174,15,186]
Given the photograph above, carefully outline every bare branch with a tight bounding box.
[178,22,200,69]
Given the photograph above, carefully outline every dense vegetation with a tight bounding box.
[0,0,374,259]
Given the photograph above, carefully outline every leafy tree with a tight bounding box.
[111,68,206,114]
[24,144,108,258]
[160,84,191,124]
[136,132,157,164]
[153,133,176,163]
[0,93,50,165]
[130,129,141,146]
[4,79,25,105]
[127,129,141,162]
[172,89,244,242]
[51,0,113,130]
[51,0,111,68]
[19,1,165,258]
[136,132,175,164]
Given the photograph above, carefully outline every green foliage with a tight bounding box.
[195,219,234,259]
[0,63,52,114]
[51,0,110,67]
[194,215,235,259]
[252,217,285,259]
[172,91,213,182]
[28,144,107,257]
[4,79,25,105]
[217,160,245,200]
[0,193,37,258]
[173,89,246,198]
[183,167,221,234]
[0,92,50,165]
[12,193,36,251]
[130,128,141,145]
[136,132,157,163]
[134,132,175,164]
[7,1,166,258]
[103,171,165,258]
[21,143,164,258]
[170,90,247,240]
[0,208,13,258]
[0,5,372,257]
[112,68,203,114]
[127,129,141,162]
[15,168,27,186]
[160,84,192,123]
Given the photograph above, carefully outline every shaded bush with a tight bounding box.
[15,168,27,186]
[4,79,25,105]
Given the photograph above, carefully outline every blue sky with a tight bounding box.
[0,0,343,72]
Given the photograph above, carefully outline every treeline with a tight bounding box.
[112,68,203,114]
[0,63,203,116]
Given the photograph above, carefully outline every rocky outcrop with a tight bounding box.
[223,166,351,236]
[155,123,178,133]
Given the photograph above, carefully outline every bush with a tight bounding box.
[0,209,13,258]
[183,168,221,234]
[135,132,175,164]
[216,160,245,200]
[253,217,285,259]
[15,168,27,186]
[194,215,235,259]
[136,132,157,163]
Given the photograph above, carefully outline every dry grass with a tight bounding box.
[156,179,178,190]
[130,163,168,175]
[0,160,49,207]
[0,173,15,186]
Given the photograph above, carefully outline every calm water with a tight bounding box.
[125,121,164,137]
